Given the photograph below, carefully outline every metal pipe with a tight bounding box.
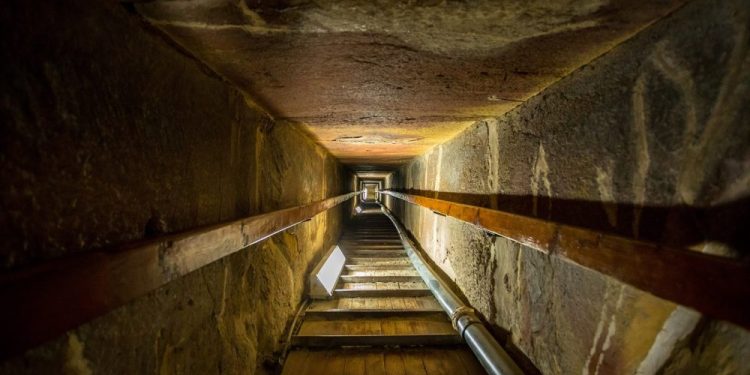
[379,203,524,375]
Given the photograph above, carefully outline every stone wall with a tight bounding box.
[389,0,750,373]
[0,1,345,374]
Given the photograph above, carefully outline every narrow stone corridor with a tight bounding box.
[1,0,749,374]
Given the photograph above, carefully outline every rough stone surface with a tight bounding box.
[389,0,750,373]
[135,0,684,168]
[0,1,344,374]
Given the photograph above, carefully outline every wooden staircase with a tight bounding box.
[281,206,487,374]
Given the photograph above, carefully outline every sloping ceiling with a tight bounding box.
[136,0,684,170]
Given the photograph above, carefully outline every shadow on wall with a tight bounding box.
[392,189,750,256]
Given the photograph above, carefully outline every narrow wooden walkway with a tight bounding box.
[282,205,486,375]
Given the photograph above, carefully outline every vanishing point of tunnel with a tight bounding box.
[1,0,749,374]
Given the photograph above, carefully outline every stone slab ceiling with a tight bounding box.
[136,0,684,169]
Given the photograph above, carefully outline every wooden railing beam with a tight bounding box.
[382,190,750,330]
[0,192,358,358]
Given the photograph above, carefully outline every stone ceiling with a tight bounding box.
[136,0,684,170]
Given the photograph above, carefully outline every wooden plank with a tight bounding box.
[351,297,366,310]
[441,350,470,375]
[340,240,402,244]
[381,315,398,336]
[343,351,367,375]
[341,274,422,283]
[303,310,445,319]
[384,351,407,375]
[382,190,750,329]
[335,288,432,298]
[345,264,414,271]
[0,192,359,358]
[455,348,489,375]
[343,238,400,242]
[309,297,440,312]
[346,236,397,239]
[346,257,411,265]
[422,350,452,375]
[306,299,338,311]
[297,316,455,336]
[379,297,393,310]
[341,282,377,290]
[363,297,378,309]
[403,351,428,375]
[292,334,462,347]
[429,348,476,375]
[398,281,427,289]
[392,297,407,310]
[306,350,332,375]
[335,349,473,375]
[342,246,404,250]
[281,350,311,375]
[343,250,407,258]
[376,281,399,290]
[366,352,387,375]
[340,244,405,249]
[322,350,347,375]
[343,269,419,277]
[344,248,405,254]
[345,229,398,233]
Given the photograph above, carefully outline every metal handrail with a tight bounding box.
[379,203,524,375]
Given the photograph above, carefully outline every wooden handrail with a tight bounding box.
[0,192,359,358]
[382,190,750,330]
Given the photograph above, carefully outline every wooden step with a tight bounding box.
[340,275,422,283]
[339,281,426,289]
[346,232,396,235]
[346,257,411,265]
[344,264,414,271]
[346,228,394,231]
[341,247,405,252]
[342,238,401,242]
[342,237,401,240]
[346,235,397,237]
[282,348,487,375]
[341,243,404,248]
[307,296,442,312]
[334,288,432,297]
[292,333,462,347]
[294,315,458,345]
[304,309,444,318]
[343,250,406,257]
[343,269,418,277]
[341,245,404,250]
[341,239,402,244]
